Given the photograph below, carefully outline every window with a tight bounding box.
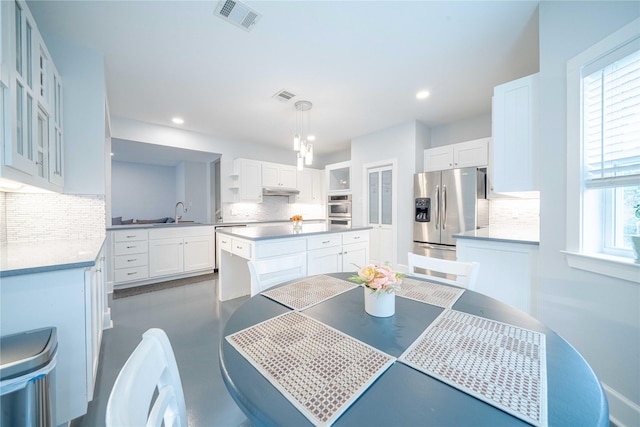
[566,18,640,282]
[582,48,640,258]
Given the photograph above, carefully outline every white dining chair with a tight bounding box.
[106,328,187,427]
[407,252,480,289]
[248,253,307,296]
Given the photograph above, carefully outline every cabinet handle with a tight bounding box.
[96,268,102,272]
[127,272,137,276]
[127,258,137,262]
[126,235,136,238]
[236,245,243,249]
[353,236,360,240]
[126,245,136,249]
[322,240,330,244]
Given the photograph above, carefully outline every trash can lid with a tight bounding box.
[0,327,57,381]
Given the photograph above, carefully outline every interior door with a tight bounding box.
[368,165,394,266]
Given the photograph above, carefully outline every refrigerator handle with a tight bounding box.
[434,185,440,229]
[442,184,447,230]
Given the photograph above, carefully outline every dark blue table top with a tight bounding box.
[219,273,609,426]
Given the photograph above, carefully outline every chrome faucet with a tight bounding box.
[175,201,187,223]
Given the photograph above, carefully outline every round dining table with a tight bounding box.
[219,273,608,426]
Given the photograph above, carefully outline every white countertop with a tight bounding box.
[217,224,370,241]
[453,227,540,245]
[1,238,106,277]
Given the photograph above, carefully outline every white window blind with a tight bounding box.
[583,48,640,189]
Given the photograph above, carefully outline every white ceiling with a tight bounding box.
[28,0,540,164]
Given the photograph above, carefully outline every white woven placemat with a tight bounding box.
[395,277,465,308]
[226,311,395,426]
[262,275,358,311]
[399,309,547,427]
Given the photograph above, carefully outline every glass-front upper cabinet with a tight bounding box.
[2,0,63,190]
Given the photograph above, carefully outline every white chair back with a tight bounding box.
[248,254,307,296]
[106,328,187,427]
[407,252,480,289]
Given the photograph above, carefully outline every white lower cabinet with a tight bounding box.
[110,226,214,287]
[456,238,539,316]
[307,230,369,275]
[0,243,108,425]
[149,237,184,277]
[148,227,214,279]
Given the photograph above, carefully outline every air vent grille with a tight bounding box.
[214,0,262,32]
[273,90,296,102]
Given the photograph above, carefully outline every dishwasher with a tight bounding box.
[214,224,247,271]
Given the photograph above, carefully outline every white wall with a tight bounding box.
[182,161,208,223]
[44,34,106,195]
[430,112,491,148]
[538,3,640,426]
[111,161,176,221]
[351,120,430,268]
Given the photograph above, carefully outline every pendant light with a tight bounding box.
[293,100,315,170]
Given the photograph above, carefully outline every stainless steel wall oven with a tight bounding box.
[328,194,352,230]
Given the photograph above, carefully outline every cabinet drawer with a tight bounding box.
[114,254,147,269]
[218,235,232,252]
[231,238,253,259]
[114,266,149,283]
[342,230,369,245]
[114,241,148,256]
[307,234,341,250]
[256,238,306,259]
[113,229,148,242]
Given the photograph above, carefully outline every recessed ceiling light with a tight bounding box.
[110,152,114,156]
[416,90,430,100]
[172,117,184,125]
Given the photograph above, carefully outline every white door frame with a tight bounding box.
[362,158,398,269]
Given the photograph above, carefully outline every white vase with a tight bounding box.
[631,235,640,263]
[364,287,395,317]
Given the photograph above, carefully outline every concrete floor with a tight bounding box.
[71,275,249,427]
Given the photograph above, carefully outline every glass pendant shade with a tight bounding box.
[305,143,313,165]
[297,153,304,171]
[293,133,301,151]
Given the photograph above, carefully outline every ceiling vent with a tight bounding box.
[273,89,296,102]
[214,0,262,32]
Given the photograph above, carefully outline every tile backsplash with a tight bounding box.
[223,196,326,222]
[1,192,106,243]
[489,197,540,231]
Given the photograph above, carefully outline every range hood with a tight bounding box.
[262,187,300,196]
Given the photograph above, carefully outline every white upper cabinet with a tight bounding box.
[297,168,324,203]
[230,158,263,203]
[424,138,489,172]
[1,0,63,191]
[326,161,351,194]
[262,161,296,188]
[491,73,539,193]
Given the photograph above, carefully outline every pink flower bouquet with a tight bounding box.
[349,264,402,295]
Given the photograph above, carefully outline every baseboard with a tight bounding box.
[603,382,640,427]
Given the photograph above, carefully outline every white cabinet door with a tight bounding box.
[261,162,280,187]
[341,242,368,272]
[453,138,489,168]
[280,165,297,188]
[424,146,453,172]
[491,73,539,193]
[149,238,183,277]
[296,169,313,203]
[184,235,213,272]
[307,246,342,275]
[232,158,262,202]
[263,162,297,188]
[84,247,104,401]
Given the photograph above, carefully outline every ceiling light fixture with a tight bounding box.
[293,100,314,171]
[172,117,184,125]
[416,90,430,100]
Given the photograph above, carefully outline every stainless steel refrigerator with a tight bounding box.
[413,167,488,261]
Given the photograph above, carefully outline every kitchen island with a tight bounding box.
[216,224,371,301]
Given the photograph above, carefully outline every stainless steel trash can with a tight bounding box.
[0,327,57,427]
